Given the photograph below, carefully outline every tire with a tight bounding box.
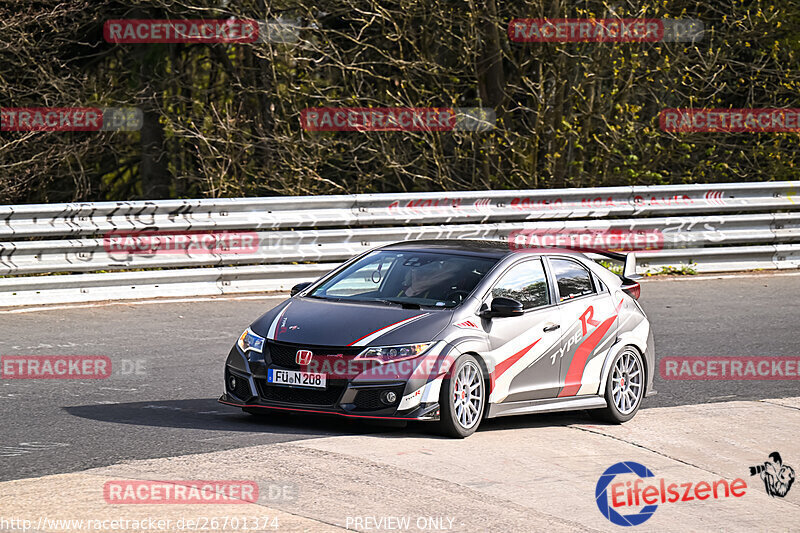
[436,354,486,438]
[591,346,645,423]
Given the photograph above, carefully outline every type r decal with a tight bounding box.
[557,299,624,397]
[267,302,292,340]
[550,306,603,365]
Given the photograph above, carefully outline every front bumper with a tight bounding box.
[218,393,440,421]
[220,344,448,421]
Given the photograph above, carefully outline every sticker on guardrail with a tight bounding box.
[387,198,464,212]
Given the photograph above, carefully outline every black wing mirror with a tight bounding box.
[479,297,524,318]
[290,282,312,296]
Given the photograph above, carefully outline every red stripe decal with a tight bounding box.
[346,315,422,346]
[490,338,541,392]
[272,305,290,340]
[558,315,617,397]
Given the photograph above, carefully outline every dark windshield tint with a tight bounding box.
[309,250,498,308]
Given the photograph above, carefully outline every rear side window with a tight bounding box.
[491,259,549,310]
[551,258,595,302]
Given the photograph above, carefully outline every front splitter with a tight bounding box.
[219,395,440,421]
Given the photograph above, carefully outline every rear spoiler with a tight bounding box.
[584,250,640,280]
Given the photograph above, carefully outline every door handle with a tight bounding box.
[543,324,561,332]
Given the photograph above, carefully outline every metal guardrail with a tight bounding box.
[2,213,799,275]
[2,181,798,238]
[1,181,798,306]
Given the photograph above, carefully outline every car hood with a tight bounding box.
[251,298,454,347]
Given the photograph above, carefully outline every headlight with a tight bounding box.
[238,328,265,354]
[355,343,431,364]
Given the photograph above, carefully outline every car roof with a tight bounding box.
[380,239,512,258]
[380,239,593,260]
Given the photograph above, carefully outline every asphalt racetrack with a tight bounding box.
[1,272,798,483]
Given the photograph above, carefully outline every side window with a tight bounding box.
[551,258,595,302]
[594,273,607,293]
[491,259,549,310]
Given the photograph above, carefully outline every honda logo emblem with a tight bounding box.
[295,350,313,366]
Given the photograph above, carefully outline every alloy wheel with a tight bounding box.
[452,361,483,429]
[611,349,643,415]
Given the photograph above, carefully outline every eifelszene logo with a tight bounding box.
[596,462,658,526]
[749,452,795,498]
[596,461,747,526]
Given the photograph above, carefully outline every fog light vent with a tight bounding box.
[226,369,253,400]
[381,390,398,405]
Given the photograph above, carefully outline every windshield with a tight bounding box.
[308,250,498,308]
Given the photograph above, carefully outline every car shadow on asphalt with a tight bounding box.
[65,398,616,439]
[64,398,413,438]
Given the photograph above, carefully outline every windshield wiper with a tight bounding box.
[368,298,422,310]
[307,294,343,302]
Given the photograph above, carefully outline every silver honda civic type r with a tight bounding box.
[220,240,655,437]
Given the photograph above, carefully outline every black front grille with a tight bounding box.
[256,379,346,406]
[266,342,363,370]
[226,369,254,401]
[353,384,406,411]
[267,343,302,369]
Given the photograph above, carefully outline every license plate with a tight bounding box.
[267,368,327,389]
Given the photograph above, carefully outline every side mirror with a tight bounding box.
[479,296,524,318]
[290,282,312,296]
